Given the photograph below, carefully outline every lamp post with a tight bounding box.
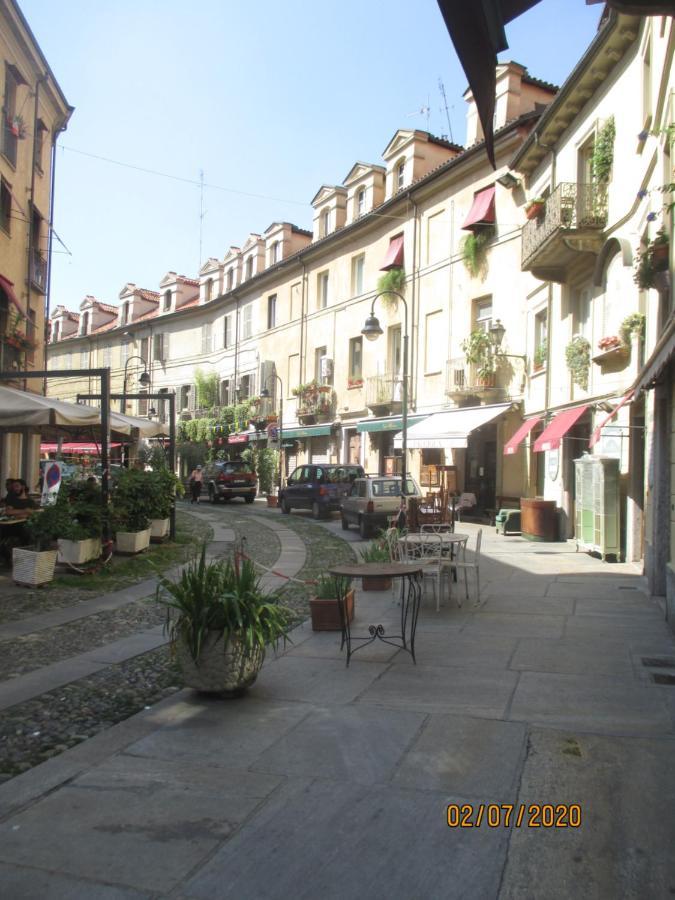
[260,372,283,496]
[121,355,150,413]
[361,290,410,493]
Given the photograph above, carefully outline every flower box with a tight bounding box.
[12,548,58,587]
[309,589,355,631]
[597,335,622,351]
[150,518,170,542]
[525,200,545,220]
[347,378,364,389]
[57,537,102,565]
[115,528,151,555]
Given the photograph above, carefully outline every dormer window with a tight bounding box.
[205,278,213,302]
[270,241,280,264]
[120,304,128,326]
[357,188,366,217]
[163,290,171,312]
[246,257,254,279]
[321,208,331,238]
[52,321,60,341]
[396,160,406,191]
[80,311,89,334]
[227,268,234,291]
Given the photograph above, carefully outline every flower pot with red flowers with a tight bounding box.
[597,335,622,352]
[525,198,546,220]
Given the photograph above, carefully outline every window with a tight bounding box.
[30,207,46,291]
[290,282,301,320]
[26,308,36,364]
[102,345,111,368]
[35,120,46,172]
[424,310,443,374]
[267,294,277,330]
[238,373,253,400]
[314,345,327,382]
[474,297,493,332]
[2,65,19,166]
[180,385,191,410]
[163,290,171,312]
[349,337,362,379]
[574,287,592,339]
[534,309,548,369]
[153,333,168,362]
[201,322,212,354]
[158,387,169,423]
[65,352,72,370]
[80,350,88,368]
[51,321,59,341]
[80,311,89,335]
[357,187,366,217]
[351,254,365,296]
[242,304,252,340]
[227,268,234,291]
[396,159,405,191]
[205,278,213,302]
[121,341,130,367]
[120,304,128,326]
[0,178,11,234]
[287,352,300,396]
[220,379,230,405]
[245,256,254,279]
[389,325,402,374]
[317,271,329,309]
[139,337,149,364]
[223,315,231,348]
[270,241,280,264]
[321,208,331,237]
[426,209,447,264]
[138,389,148,416]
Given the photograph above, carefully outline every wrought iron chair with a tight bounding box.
[444,529,482,606]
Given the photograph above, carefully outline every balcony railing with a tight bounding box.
[521,182,608,272]
[445,358,501,398]
[1,111,17,166]
[0,337,23,371]
[31,250,48,293]
[365,372,404,413]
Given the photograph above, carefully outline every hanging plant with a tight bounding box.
[7,114,27,139]
[565,335,591,390]
[591,116,615,185]
[619,312,646,347]
[459,227,492,277]
[533,339,548,370]
[377,267,406,309]
[634,229,669,289]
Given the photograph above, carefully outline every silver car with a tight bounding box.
[340,476,421,538]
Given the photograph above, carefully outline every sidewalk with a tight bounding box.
[1,523,674,898]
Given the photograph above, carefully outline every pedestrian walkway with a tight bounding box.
[1,524,674,898]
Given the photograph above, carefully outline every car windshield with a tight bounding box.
[371,478,417,496]
[327,466,364,483]
[221,462,253,474]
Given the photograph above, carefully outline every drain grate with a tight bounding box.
[642,657,675,669]
[651,673,675,686]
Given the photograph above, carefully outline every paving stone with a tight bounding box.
[500,729,675,899]
[392,713,527,800]
[564,615,671,641]
[180,779,509,900]
[508,671,674,735]
[478,593,575,616]
[510,637,638,678]
[395,631,518,669]
[462,611,566,639]
[546,581,649,600]
[0,863,151,899]
[0,756,282,895]
[252,654,389,704]
[284,631,402,663]
[572,594,664,618]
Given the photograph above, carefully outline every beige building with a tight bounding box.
[0,0,72,481]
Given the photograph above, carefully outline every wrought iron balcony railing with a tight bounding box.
[365,372,405,410]
[521,182,608,269]
[445,358,500,396]
[31,250,48,292]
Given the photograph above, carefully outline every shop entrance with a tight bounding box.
[464,424,497,512]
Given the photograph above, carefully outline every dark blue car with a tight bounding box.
[279,464,365,519]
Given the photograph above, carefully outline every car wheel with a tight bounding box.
[341,515,349,531]
[281,499,291,514]
[359,517,370,539]
[312,501,323,520]
[244,495,255,504]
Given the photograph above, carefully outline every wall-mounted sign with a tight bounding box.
[228,433,249,444]
[547,448,560,481]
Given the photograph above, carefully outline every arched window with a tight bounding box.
[80,311,90,334]
[163,290,171,312]
[396,159,405,191]
[52,320,60,341]
[357,187,366,217]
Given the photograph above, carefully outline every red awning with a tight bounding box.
[533,405,589,453]
[589,390,634,448]
[380,234,404,271]
[503,417,542,455]
[462,185,495,230]
[0,274,23,312]
[40,442,122,454]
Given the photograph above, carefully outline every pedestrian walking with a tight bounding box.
[189,465,203,504]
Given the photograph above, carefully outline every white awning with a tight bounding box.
[394,403,511,450]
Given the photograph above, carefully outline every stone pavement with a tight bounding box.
[1,521,675,898]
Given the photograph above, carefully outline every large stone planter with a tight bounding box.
[12,548,58,587]
[309,589,355,631]
[57,537,102,565]
[176,632,265,695]
[115,528,151,555]
[150,518,170,542]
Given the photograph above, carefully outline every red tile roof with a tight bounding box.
[177,276,199,287]
[135,308,159,322]
[177,293,200,310]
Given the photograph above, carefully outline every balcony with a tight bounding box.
[521,182,607,282]
[294,383,335,425]
[1,114,17,167]
[445,358,507,402]
[365,372,404,416]
[0,336,23,372]
[31,251,48,293]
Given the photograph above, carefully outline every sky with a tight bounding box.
[18,0,604,311]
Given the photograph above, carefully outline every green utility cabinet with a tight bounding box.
[574,455,620,561]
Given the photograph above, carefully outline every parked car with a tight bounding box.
[340,475,422,538]
[203,459,257,503]
[279,464,365,518]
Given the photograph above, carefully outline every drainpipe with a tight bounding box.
[534,133,557,189]
[26,76,45,391]
[233,293,240,398]
[408,195,419,411]
[299,259,307,383]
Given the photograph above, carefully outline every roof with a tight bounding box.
[136,289,160,303]
[135,308,159,322]
[176,276,199,287]
[176,293,200,310]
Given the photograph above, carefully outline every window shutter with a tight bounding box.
[163,333,170,361]
[188,385,196,410]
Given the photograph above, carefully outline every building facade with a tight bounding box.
[0,0,72,481]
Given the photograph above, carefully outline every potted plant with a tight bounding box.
[461,329,494,386]
[634,230,670,289]
[111,469,151,554]
[619,312,646,348]
[157,547,293,695]
[533,339,547,371]
[146,467,182,542]
[13,504,66,586]
[565,335,591,390]
[347,377,363,389]
[597,335,622,352]
[525,197,546,220]
[358,539,392,591]
[309,573,354,631]
[649,228,669,271]
[56,481,103,564]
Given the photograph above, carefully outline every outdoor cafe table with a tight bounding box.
[328,562,423,667]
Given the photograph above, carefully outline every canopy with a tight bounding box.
[503,416,542,455]
[394,403,510,450]
[589,390,633,448]
[41,442,122,454]
[462,185,495,230]
[0,385,167,438]
[533,405,589,452]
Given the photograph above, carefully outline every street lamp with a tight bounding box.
[260,372,283,497]
[121,355,150,413]
[361,290,410,493]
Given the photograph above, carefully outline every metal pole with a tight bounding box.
[100,367,111,542]
[168,392,176,540]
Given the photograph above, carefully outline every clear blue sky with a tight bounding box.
[19,0,603,310]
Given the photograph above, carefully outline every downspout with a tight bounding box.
[408,195,419,411]
[534,133,557,189]
[299,258,307,383]
[26,76,44,390]
[233,293,240,398]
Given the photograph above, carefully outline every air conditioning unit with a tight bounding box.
[320,356,333,379]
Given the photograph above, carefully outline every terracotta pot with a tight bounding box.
[362,575,392,591]
[266,495,279,507]
[525,201,545,221]
[309,589,355,631]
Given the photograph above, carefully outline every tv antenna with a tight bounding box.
[406,97,431,130]
[438,78,453,143]
[198,168,206,270]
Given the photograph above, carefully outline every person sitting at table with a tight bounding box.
[3,479,37,518]
[1,478,15,505]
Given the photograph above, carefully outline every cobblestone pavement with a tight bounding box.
[0,501,356,781]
